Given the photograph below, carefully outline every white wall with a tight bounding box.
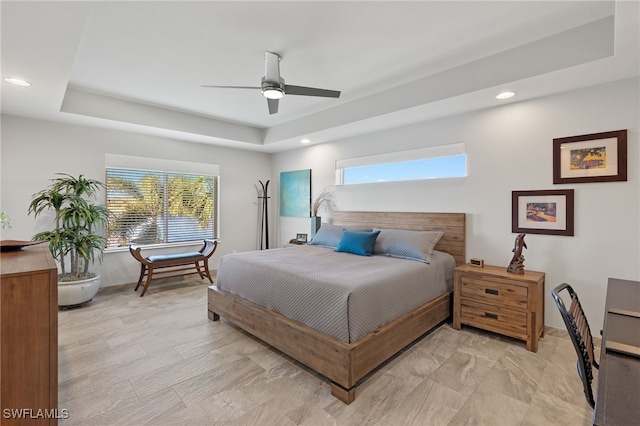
[0,115,272,287]
[271,77,640,329]
[1,78,637,329]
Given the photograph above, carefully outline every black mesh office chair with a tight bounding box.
[551,283,599,408]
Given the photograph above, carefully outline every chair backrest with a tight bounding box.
[551,283,599,408]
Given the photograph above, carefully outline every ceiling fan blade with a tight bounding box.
[201,85,261,90]
[284,85,341,98]
[267,98,279,115]
[264,52,281,83]
[201,52,340,115]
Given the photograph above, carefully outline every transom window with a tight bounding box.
[336,143,467,185]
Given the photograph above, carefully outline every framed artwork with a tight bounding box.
[512,189,574,236]
[553,130,627,184]
[296,233,308,244]
[280,169,311,217]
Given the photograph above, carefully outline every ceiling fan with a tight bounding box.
[202,51,341,115]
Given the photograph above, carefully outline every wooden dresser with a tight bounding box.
[453,263,545,352]
[1,243,58,424]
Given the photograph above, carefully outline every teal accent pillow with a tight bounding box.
[309,223,373,248]
[335,230,381,256]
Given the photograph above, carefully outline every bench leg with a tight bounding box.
[134,264,146,292]
[140,268,154,297]
[194,261,206,279]
[202,260,213,284]
[195,261,214,284]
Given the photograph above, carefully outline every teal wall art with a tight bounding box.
[280,169,311,217]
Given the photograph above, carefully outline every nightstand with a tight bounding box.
[453,264,545,352]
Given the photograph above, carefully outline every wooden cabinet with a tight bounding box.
[1,243,58,424]
[453,264,545,352]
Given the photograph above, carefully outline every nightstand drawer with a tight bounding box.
[460,299,527,335]
[460,276,527,310]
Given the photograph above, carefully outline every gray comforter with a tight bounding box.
[216,245,455,343]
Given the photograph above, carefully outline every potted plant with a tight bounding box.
[310,186,337,238]
[0,212,11,229]
[28,174,110,307]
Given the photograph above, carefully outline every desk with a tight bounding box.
[593,278,640,426]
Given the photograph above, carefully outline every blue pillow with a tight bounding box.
[309,223,374,248]
[308,223,343,248]
[335,230,381,256]
[373,229,443,263]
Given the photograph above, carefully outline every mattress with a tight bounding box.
[216,245,455,343]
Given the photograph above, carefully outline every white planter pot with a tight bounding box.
[58,275,101,307]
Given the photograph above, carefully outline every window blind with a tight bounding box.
[105,154,219,248]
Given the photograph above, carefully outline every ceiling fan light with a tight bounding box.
[263,88,284,99]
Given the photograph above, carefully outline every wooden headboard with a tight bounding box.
[332,211,466,266]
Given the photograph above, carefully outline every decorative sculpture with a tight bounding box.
[507,233,527,274]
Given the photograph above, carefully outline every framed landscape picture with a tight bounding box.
[512,190,574,236]
[553,130,627,184]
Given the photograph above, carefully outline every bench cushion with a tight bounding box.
[146,252,204,263]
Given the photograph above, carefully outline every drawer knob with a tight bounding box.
[485,288,499,295]
[484,312,498,319]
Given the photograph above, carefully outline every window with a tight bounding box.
[336,143,466,185]
[105,154,219,249]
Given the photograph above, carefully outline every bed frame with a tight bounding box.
[207,211,466,404]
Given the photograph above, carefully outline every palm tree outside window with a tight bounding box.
[106,168,218,248]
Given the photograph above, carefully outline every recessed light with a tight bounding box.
[4,77,32,87]
[496,91,515,100]
[300,138,311,144]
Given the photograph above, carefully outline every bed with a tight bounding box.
[207,211,466,403]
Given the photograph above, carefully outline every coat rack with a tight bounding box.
[258,180,270,249]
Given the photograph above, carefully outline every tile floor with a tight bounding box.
[57,276,596,425]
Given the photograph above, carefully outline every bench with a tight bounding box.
[129,240,218,297]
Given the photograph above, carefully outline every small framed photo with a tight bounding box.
[296,233,308,244]
[553,130,627,184]
[512,190,574,236]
